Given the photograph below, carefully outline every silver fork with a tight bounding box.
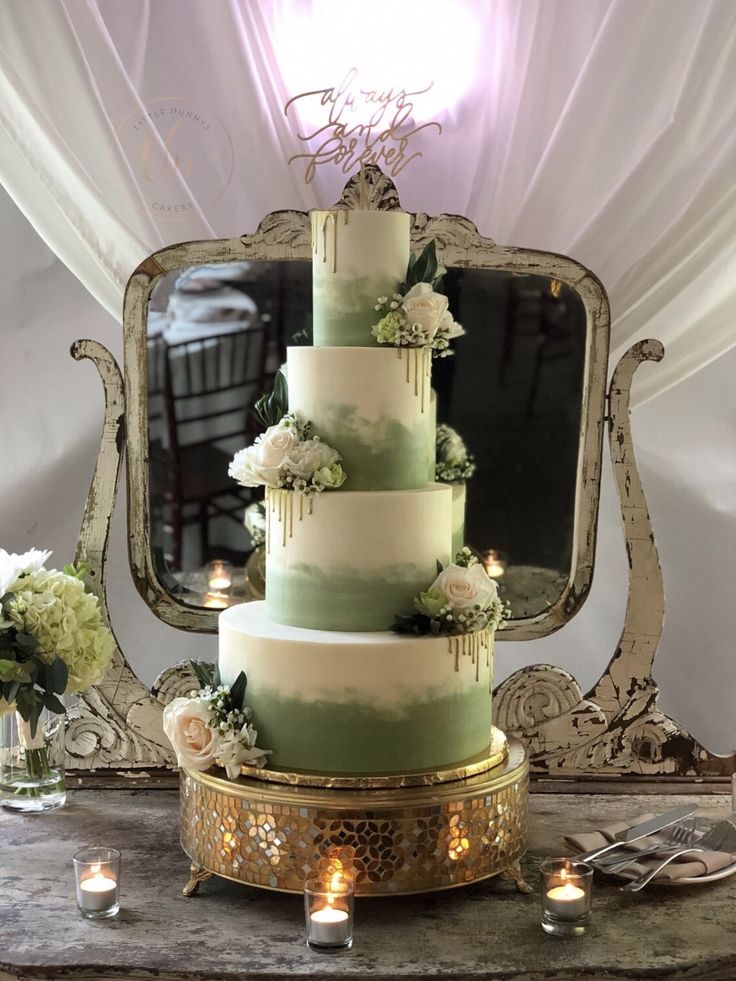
[620,812,736,892]
[619,847,706,891]
[595,820,698,875]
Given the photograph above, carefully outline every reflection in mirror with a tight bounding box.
[146,261,585,619]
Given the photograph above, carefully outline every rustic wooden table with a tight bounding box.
[1,785,734,981]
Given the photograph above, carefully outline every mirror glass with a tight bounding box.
[145,260,586,620]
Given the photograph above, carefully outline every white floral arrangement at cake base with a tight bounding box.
[371,241,464,357]
[163,663,270,779]
[435,424,476,484]
[393,547,511,637]
[229,412,346,496]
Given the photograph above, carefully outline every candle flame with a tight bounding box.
[90,863,101,875]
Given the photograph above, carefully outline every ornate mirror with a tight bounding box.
[124,169,609,639]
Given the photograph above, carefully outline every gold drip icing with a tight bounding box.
[396,346,431,412]
[312,209,349,274]
[265,488,313,548]
[448,629,492,683]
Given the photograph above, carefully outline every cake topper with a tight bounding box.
[284,67,442,185]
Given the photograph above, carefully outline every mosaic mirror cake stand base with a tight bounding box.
[180,728,530,897]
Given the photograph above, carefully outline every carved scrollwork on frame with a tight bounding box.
[494,340,734,778]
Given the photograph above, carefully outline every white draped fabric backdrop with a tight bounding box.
[0,0,734,750]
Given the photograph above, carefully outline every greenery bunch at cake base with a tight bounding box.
[371,241,464,356]
[394,547,511,637]
[230,370,347,495]
[435,424,476,484]
[163,663,270,779]
[0,549,114,802]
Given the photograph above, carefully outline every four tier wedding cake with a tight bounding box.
[222,207,506,777]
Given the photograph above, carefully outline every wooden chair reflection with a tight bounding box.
[149,324,267,570]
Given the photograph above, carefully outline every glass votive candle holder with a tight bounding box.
[206,559,234,596]
[540,858,593,937]
[304,872,354,951]
[73,846,121,919]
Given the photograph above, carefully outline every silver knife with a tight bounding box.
[576,805,698,863]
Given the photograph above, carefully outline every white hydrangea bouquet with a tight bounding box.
[230,371,347,496]
[0,549,114,786]
[394,548,510,637]
[371,241,464,356]
[163,663,269,779]
[435,424,476,484]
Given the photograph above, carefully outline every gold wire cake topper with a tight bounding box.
[284,67,442,185]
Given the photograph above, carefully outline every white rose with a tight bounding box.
[402,283,449,340]
[229,445,270,488]
[430,563,498,614]
[163,697,219,771]
[438,309,464,340]
[254,422,299,471]
[285,439,339,479]
[229,421,300,488]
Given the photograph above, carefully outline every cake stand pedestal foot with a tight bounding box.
[183,864,214,897]
[500,862,533,894]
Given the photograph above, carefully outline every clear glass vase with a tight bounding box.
[0,708,67,812]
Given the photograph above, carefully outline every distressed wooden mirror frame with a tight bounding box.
[65,168,734,780]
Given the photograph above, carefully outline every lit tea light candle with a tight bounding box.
[207,560,233,594]
[309,903,350,945]
[304,869,354,951]
[481,549,506,579]
[73,847,120,919]
[540,859,593,937]
[79,868,118,913]
[545,880,587,919]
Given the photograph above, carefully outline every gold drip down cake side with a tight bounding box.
[219,207,493,777]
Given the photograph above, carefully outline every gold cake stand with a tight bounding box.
[180,729,530,897]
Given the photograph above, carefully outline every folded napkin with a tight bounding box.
[565,814,735,882]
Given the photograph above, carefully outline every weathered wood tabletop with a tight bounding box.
[1,787,734,981]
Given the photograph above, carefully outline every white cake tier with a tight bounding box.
[451,481,467,556]
[312,209,410,347]
[265,483,452,631]
[219,601,493,775]
[288,346,432,490]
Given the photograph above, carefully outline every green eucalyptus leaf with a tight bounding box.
[47,657,69,695]
[15,631,39,650]
[254,370,289,429]
[15,685,34,718]
[189,661,212,691]
[0,659,32,683]
[43,693,66,715]
[229,671,247,710]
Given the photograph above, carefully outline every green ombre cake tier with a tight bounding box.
[287,346,432,491]
[219,601,493,775]
[312,209,410,347]
[265,484,452,631]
